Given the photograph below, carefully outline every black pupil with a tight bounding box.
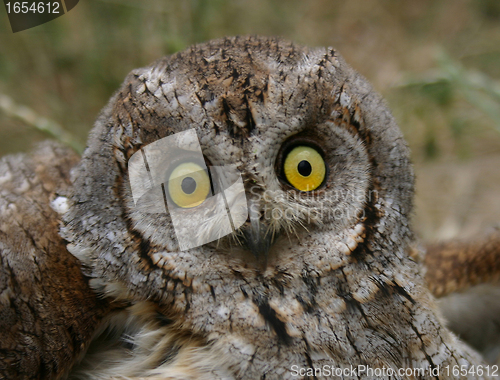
[297,160,312,177]
[181,177,197,194]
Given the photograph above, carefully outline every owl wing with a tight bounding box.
[425,229,500,363]
[0,142,109,379]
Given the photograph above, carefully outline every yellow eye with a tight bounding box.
[283,146,326,191]
[167,162,211,208]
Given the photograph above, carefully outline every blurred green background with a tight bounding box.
[1,0,499,239]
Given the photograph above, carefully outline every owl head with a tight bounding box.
[62,36,426,372]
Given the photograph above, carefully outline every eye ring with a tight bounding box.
[275,136,327,192]
[167,162,211,208]
[283,146,326,191]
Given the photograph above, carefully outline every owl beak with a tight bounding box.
[241,198,275,260]
[242,219,274,260]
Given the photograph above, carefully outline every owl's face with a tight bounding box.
[63,36,421,371]
[127,97,371,265]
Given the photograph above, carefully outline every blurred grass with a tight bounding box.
[0,0,499,164]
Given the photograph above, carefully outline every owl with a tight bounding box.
[1,36,499,380]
